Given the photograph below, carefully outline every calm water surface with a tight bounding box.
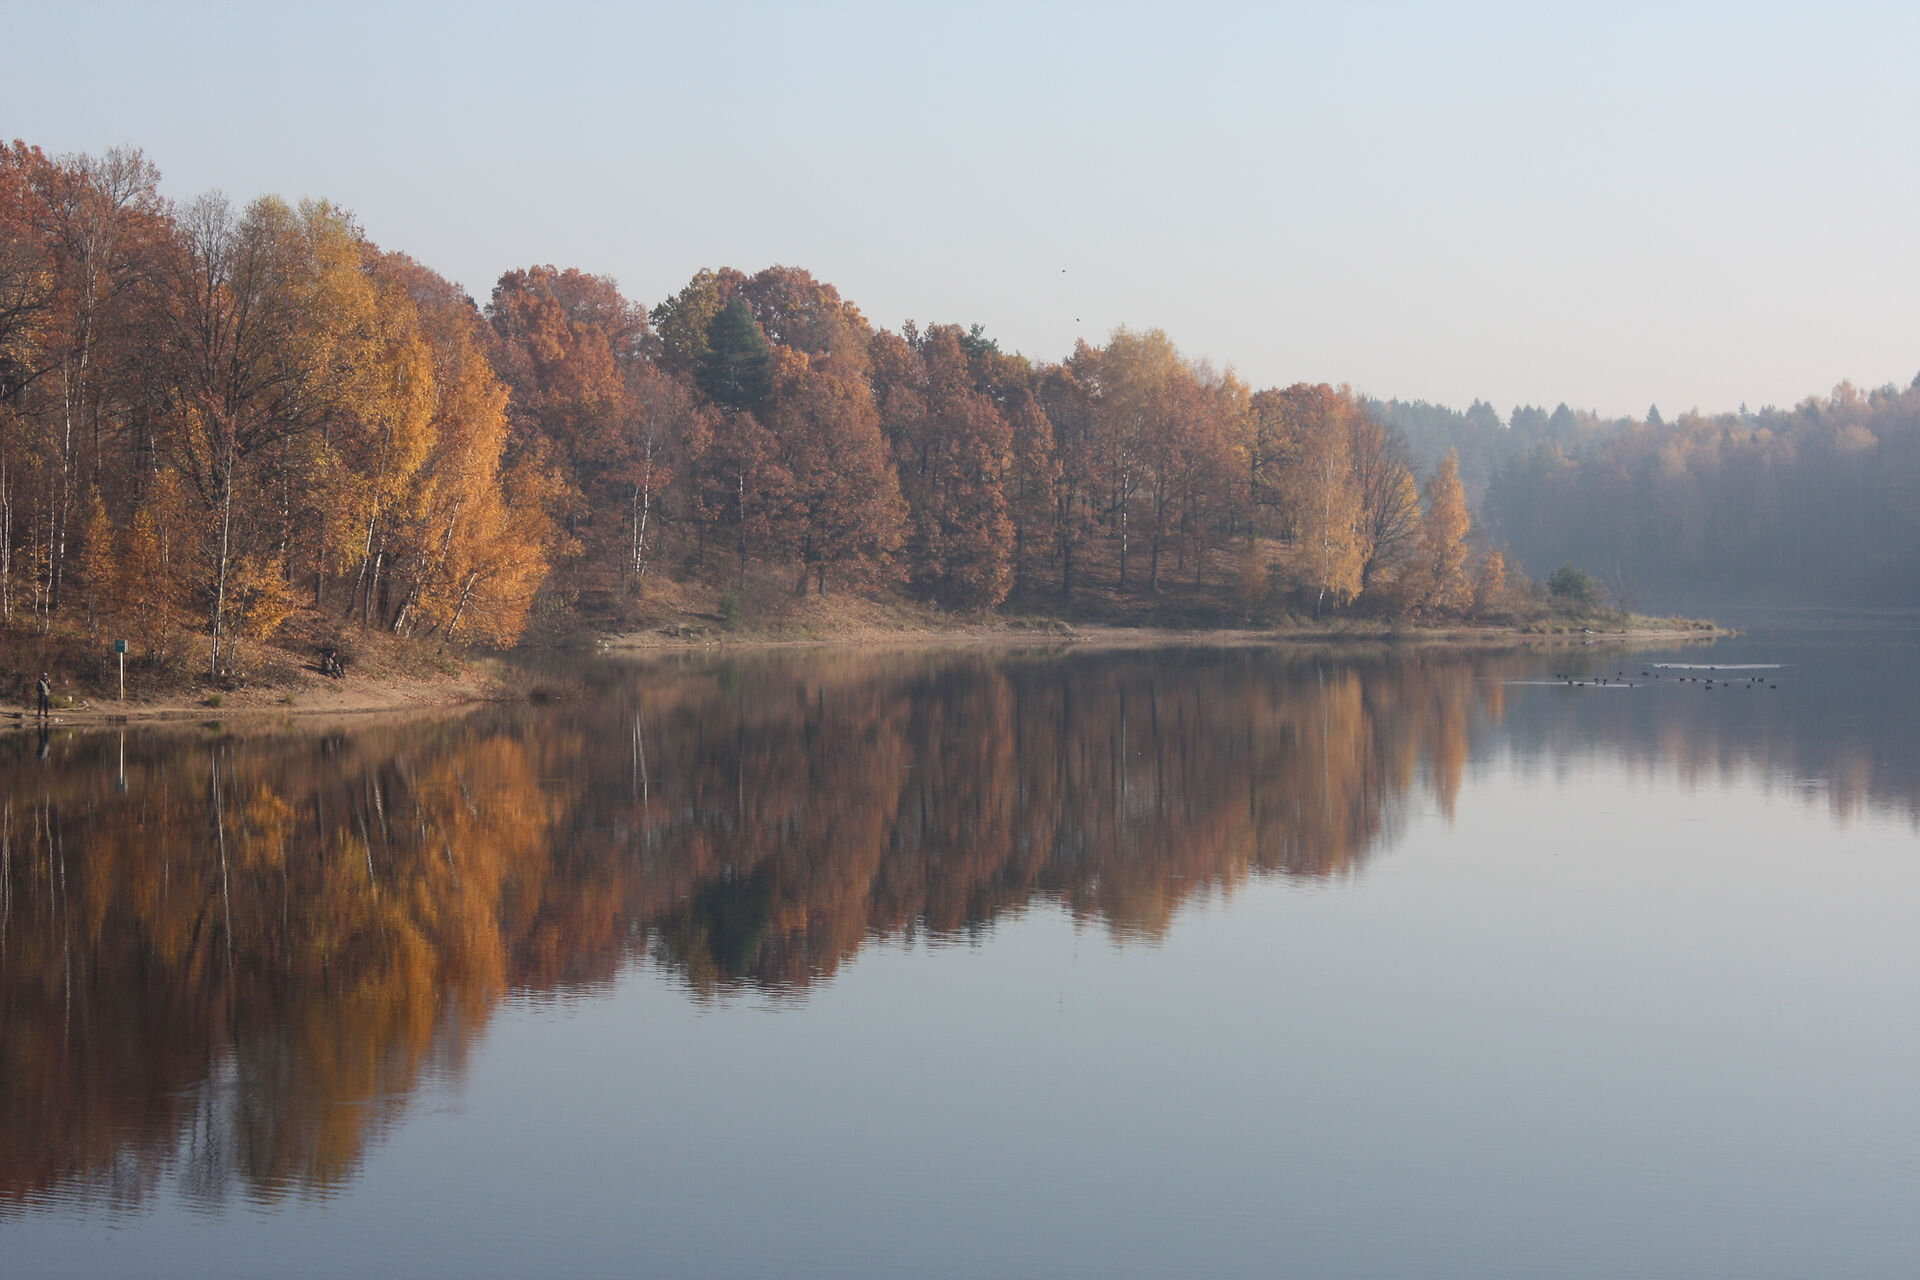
[3,617,1918,1278]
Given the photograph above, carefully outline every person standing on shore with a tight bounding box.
[36,672,52,722]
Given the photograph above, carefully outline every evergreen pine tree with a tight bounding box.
[696,296,772,409]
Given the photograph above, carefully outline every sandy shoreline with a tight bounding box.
[597,619,1728,653]
[4,620,1725,729]
[2,667,507,732]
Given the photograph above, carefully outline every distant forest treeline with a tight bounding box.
[1373,379,1920,609]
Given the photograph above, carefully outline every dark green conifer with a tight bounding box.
[695,296,772,409]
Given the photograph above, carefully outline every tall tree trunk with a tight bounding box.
[439,569,480,654]
[632,435,656,583]
[40,471,54,629]
[630,486,641,586]
[735,472,747,592]
[276,434,294,571]
[352,508,379,628]
[365,550,385,630]
[55,365,75,610]
[1012,506,1027,601]
[1059,488,1075,603]
[1149,479,1164,596]
[395,498,462,635]
[210,456,234,676]
[0,455,11,626]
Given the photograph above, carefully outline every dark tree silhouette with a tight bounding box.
[695,296,772,409]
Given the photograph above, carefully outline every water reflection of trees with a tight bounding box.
[0,646,1508,1209]
[626,649,1501,986]
[1496,651,1920,827]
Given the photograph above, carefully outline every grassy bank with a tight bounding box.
[3,571,1722,729]
[600,612,1725,654]
[582,563,1722,652]
[0,610,514,729]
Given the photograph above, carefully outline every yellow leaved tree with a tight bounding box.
[1410,449,1473,616]
[1270,384,1364,614]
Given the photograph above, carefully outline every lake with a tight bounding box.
[3,615,1918,1278]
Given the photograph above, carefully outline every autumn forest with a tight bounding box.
[8,139,1920,696]
[0,142,1523,691]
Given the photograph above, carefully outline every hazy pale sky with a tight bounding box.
[7,1,1917,418]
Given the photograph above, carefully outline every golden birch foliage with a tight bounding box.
[1414,450,1473,615]
[1300,436,1364,609]
[228,554,298,639]
[154,195,393,667]
[1167,369,1249,587]
[1235,537,1271,610]
[305,441,362,581]
[77,489,116,640]
[116,473,194,659]
[1374,465,1423,593]
[357,285,437,514]
[398,268,507,546]
[117,507,168,655]
[381,259,558,646]
[1246,388,1293,536]
[1279,389,1364,610]
[1210,367,1256,510]
[1473,548,1509,615]
[1349,408,1424,593]
[1087,327,1183,589]
[300,234,437,600]
[442,451,564,648]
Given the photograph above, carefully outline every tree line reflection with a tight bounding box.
[4,642,1907,1209]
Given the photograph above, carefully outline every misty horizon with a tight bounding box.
[6,2,1916,418]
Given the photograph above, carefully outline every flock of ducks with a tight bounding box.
[1549,667,1779,690]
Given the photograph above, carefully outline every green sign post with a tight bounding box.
[113,639,127,700]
